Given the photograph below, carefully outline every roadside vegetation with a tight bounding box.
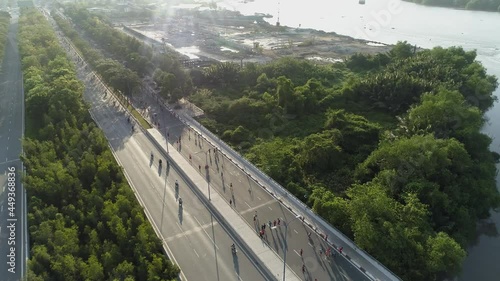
[55,5,499,281]
[54,5,192,102]
[404,0,500,12]
[0,11,11,65]
[190,44,500,281]
[19,8,179,280]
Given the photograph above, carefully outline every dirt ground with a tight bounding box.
[127,8,393,64]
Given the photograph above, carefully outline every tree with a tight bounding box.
[276,76,294,111]
[82,255,105,281]
[389,41,415,60]
[297,129,344,174]
[425,232,466,280]
[399,89,483,138]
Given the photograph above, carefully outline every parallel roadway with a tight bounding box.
[0,14,27,281]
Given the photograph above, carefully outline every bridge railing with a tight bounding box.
[174,111,402,281]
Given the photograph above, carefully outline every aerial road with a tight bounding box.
[55,11,382,280]
[68,59,272,280]
[0,13,27,281]
[129,91,373,281]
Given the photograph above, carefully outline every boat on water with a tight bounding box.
[359,0,366,4]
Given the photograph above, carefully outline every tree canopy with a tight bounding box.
[20,9,179,280]
[189,41,499,280]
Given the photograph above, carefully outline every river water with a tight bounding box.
[213,0,500,280]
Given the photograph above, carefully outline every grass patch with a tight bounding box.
[129,105,151,129]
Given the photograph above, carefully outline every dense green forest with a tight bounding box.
[55,5,500,280]
[403,0,500,12]
[0,11,11,65]
[189,45,500,280]
[19,9,179,280]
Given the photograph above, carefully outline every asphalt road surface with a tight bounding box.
[69,61,270,281]
[0,17,27,281]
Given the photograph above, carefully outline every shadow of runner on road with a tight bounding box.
[158,162,162,176]
[178,204,183,224]
[232,251,240,278]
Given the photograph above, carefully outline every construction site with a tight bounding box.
[113,5,393,66]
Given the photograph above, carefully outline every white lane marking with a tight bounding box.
[193,248,200,258]
[240,199,276,215]
[308,242,313,247]
[0,226,1,235]
[256,196,261,201]
[176,222,183,232]
[294,249,300,256]
[268,206,273,211]
[245,202,251,208]
[293,229,298,234]
[194,216,219,250]
[1,205,3,212]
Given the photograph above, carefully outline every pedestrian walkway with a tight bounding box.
[148,129,301,281]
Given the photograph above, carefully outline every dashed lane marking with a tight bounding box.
[239,199,276,215]
[194,216,219,250]
[165,218,221,246]
[0,158,20,166]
